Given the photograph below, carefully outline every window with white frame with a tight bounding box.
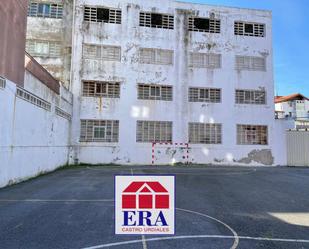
[235,56,266,71]
[28,2,63,19]
[0,76,6,89]
[188,17,220,33]
[189,88,221,103]
[84,6,121,24]
[139,48,173,65]
[138,84,173,101]
[26,40,61,57]
[82,81,120,98]
[235,89,266,105]
[136,121,172,143]
[234,21,265,37]
[237,125,268,145]
[80,120,119,142]
[83,44,121,61]
[139,12,174,29]
[189,53,221,68]
[189,123,222,144]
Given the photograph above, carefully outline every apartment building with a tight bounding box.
[26,0,73,87]
[68,0,277,165]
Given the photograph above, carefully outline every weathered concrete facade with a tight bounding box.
[26,0,73,87]
[69,0,280,165]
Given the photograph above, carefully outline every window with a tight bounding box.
[237,125,268,145]
[139,48,173,65]
[26,40,61,57]
[84,6,121,24]
[189,123,222,144]
[234,21,265,37]
[83,44,121,61]
[139,12,174,29]
[235,56,266,71]
[16,87,51,111]
[80,120,119,142]
[189,53,221,68]
[55,107,71,121]
[189,88,221,103]
[136,121,172,143]
[188,17,220,33]
[138,84,172,101]
[0,76,6,89]
[82,81,120,98]
[28,2,63,19]
[235,90,266,105]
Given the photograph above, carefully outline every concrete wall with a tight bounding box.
[0,75,72,188]
[70,0,279,166]
[0,0,28,85]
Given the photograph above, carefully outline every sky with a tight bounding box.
[182,0,309,97]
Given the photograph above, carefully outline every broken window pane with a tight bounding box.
[151,13,163,27]
[97,8,109,22]
[194,18,210,31]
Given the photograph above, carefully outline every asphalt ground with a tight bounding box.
[0,165,309,249]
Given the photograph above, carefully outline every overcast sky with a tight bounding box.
[182,0,309,97]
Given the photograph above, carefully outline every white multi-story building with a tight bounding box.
[68,0,278,166]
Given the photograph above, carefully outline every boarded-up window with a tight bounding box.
[189,123,222,144]
[234,22,265,37]
[83,44,121,61]
[189,53,221,68]
[84,6,121,24]
[26,40,61,57]
[139,12,174,29]
[28,2,63,19]
[237,125,268,145]
[138,84,172,101]
[235,89,266,104]
[80,120,119,142]
[139,48,173,65]
[235,56,266,71]
[189,88,221,103]
[188,17,220,33]
[82,81,120,98]
[136,121,172,143]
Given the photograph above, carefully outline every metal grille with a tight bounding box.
[139,12,174,29]
[189,53,221,68]
[26,40,61,57]
[80,120,119,142]
[139,48,173,65]
[138,84,173,101]
[82,81,120,98]
[16,87,51,111]
[83,44,121,61]
[55,107,71,121]
[84,6,121,24]
[236,56,266,71]
[234,22,265,37]
[28,2,63,19]
[0,76,6,89]
[189,123,222,144]
[136,121,172,143]
[188,17,220,33]
[235,89,266,105]
[237,125,268,145]
[189,88,221,103]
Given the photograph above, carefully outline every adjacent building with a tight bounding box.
[275,93,309,129]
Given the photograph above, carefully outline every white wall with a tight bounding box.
[0,74,72,188]
[70,0,278,166]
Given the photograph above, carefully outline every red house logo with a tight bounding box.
[122,181,169,209]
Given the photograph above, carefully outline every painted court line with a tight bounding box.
[82,235,309,249]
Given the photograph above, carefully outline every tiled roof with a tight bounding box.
[275,93,309,103]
